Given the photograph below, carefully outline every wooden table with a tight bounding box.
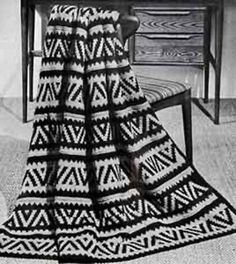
[21,0,224,124]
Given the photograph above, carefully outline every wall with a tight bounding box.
[0,0,236,98]
[220,0,236,98]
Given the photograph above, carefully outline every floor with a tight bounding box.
[0,97,236,264]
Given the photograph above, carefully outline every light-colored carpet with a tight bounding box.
[0,97,236,264]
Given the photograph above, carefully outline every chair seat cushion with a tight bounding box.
[137,76,191,104]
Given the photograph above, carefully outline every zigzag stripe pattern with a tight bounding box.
[0,5,236,263]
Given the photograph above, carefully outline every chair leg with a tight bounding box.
[29,5,35,102]
[182,92,193,164]
[21,0,28,123]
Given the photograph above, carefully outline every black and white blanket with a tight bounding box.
[0,5,236,263]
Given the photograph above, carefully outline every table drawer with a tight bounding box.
[134,8,205,33]
[133,34,204,64]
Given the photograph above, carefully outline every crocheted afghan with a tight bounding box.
[0,5,236,264]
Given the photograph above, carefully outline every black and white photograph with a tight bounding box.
[0,0,235,263]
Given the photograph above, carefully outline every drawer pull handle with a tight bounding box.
[141,11,191,16]
[142,34,193,40]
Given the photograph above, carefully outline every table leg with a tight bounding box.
[214,0,224,124]
[29,5,35,102]
[204,8,212,104]
[21,0,29,123]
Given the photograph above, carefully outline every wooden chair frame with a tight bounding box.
[150,89,192,163]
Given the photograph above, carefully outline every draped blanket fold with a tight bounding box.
[0,5,236,263]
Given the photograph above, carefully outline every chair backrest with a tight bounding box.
[118,14,140,44]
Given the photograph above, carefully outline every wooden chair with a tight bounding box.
[120,15,193,163]
[21,5,192,162]
[139,76,192,163]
